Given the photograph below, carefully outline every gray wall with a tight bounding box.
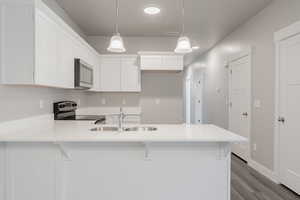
[87,36,184,124]
[0,0,88,122]
[191,0,300,170]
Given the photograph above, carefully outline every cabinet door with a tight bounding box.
[5,143,58,200]
[35,10,58,87]
[100,57,121,91]
[57,28,76,88]
[140,55,162,70]
[121,57,141,92]
[89,56,100,91]
[162,55,183,70]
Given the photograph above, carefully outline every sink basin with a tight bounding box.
[90,126,157,132]
[122,126,158,132]
[90,126,119,132]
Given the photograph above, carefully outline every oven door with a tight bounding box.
[74,58,93,89]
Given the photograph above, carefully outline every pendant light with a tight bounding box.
[174,0,192,54]
[107,0,126,53]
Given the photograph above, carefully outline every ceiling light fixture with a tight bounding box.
[174,0,192,54]
[107,0,126,53]
[192,46,200,50]
[144,6,161,15]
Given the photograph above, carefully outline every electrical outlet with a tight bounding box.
[122,99,126,105]
[101,98,106,105]
[77,99,81,106]
[253,143,257,151]
[39,100,44,109]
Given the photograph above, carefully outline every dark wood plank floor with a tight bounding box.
[231,154,300,200]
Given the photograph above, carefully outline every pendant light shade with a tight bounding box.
[107,0,126,53]
[107,33,126,53]
[175,36,192,53]
[174,0,192,54]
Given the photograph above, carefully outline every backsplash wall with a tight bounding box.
[87,71,184,124]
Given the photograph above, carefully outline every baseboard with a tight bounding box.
[248,159,279,184]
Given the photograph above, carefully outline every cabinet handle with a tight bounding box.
[242,112,248,116]
[278,117,285,123]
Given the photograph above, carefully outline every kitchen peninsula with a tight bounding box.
[0,115,245,200]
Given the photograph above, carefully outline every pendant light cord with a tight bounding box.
[181,0,185,35]
[115,0,119,34]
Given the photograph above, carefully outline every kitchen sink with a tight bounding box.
[90,126,119,132]
[123,126,158,132]
[90,126,157,132]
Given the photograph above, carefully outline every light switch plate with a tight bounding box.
[39,100,44,109]
[254,99,261,108]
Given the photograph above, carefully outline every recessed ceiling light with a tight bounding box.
[192,46,200,50]
[144,6,161,15]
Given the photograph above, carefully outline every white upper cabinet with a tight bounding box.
[0,0,100,89]
[139,52,184,71]
[99,55,141,92]
[100,56,121,92]
[35,9,59,87]
[121,56,141,92]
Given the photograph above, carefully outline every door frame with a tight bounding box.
[228,47,252,161]
[274,21,300,182]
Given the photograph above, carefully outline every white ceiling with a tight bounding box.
[56,0,272,57]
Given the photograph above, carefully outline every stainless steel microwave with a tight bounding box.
[74,58,93,89]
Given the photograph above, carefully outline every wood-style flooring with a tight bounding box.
[231,154,300,200]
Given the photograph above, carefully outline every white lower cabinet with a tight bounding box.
[0,142,230,200]
[3,143,59,200]
[99,55,141,92]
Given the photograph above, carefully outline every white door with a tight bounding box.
[278,33,300,194]
[193,70,204,124]
[229,54,251,161]
[100,56,121,91]
[121,57,141,92]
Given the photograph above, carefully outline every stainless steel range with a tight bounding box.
[53,101,105,123]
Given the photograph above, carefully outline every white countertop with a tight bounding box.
[0,117,246,143]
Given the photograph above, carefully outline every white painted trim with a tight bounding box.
[248,159,279,184]
[273,20,300,185]
[228,46,252,162]
[274,20,300,42]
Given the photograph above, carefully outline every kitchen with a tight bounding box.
[0,0,300,200]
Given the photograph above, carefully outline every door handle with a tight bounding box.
[242,112,248,116]
[278,117,285,123]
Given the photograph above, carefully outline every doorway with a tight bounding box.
[275,22,300,195]
[228,49,252,162]
[184,65,205,124]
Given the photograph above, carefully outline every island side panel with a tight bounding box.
[62,142,231,200]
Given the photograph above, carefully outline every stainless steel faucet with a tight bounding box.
[95,107,141,131]
[118,107,125,131]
